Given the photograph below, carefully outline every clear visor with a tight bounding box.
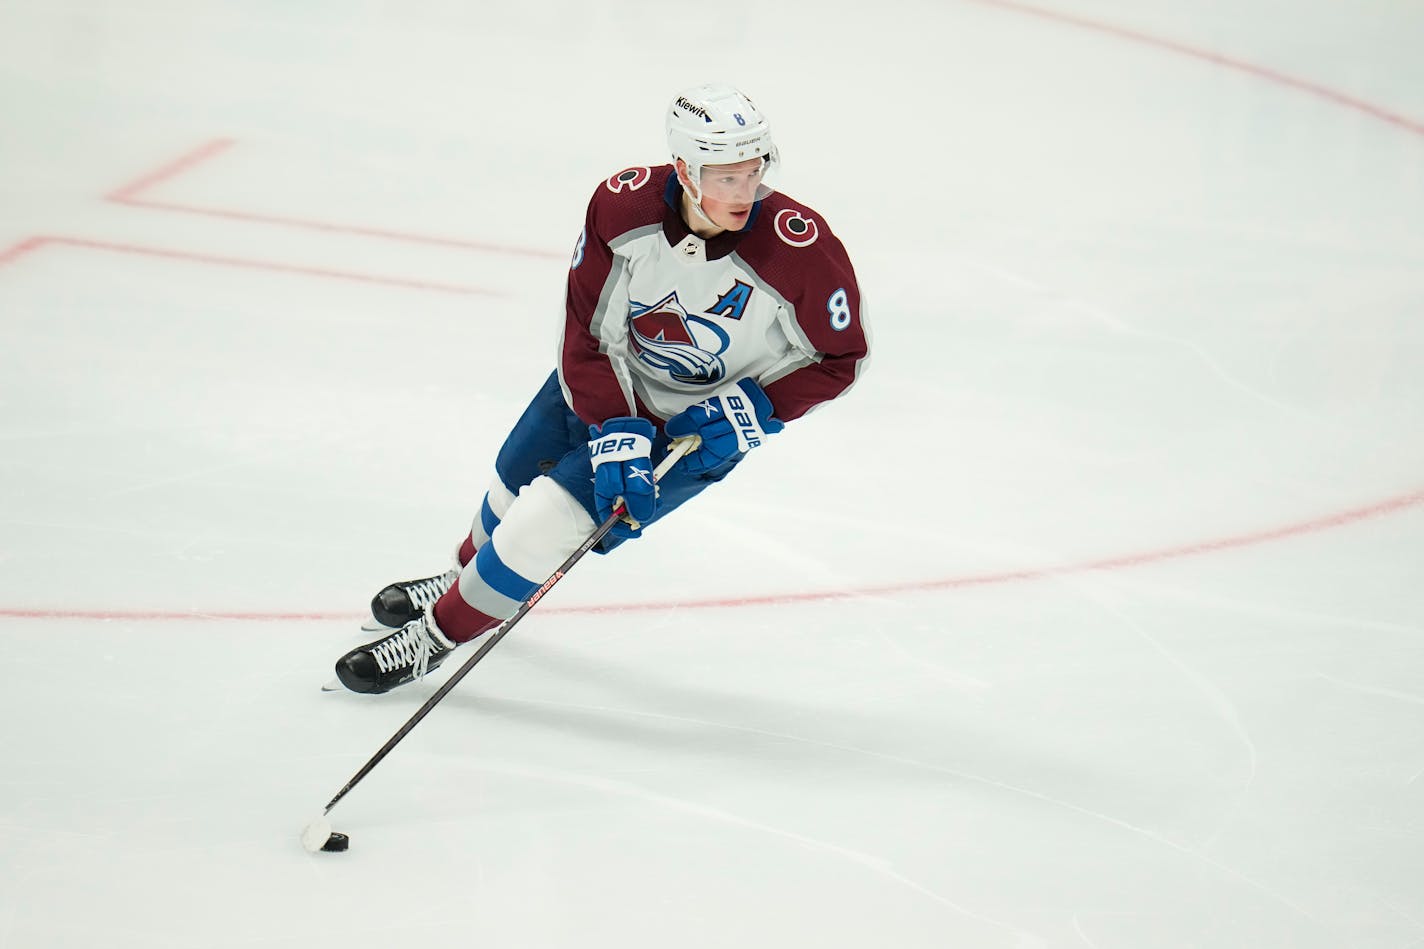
[694,155,777,204]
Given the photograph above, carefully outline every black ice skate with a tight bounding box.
[335,613,456,694]
[364,567,459,631]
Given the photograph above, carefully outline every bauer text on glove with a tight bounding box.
[588,417,658,532]
[663,378,785,474]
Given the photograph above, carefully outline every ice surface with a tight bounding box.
[1,1,1421,947]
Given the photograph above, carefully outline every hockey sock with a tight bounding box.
[432,579,503,644]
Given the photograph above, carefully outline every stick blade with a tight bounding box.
[301,815,334,853]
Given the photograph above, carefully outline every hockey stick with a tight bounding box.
[302,435,699,853]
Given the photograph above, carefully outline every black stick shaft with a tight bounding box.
[321,437,696,816]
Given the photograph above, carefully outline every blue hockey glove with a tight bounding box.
[588,417,657,535]
[663,378,785,475]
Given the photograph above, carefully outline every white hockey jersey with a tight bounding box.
[557,165,869,426]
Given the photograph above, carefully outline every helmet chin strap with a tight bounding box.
[688,193,718,228]
[678,164,719,229]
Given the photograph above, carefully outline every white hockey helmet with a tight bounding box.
[667,82,779,196]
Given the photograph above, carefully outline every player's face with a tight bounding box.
[696,158,767,231]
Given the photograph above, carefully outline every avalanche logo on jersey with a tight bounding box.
[774,208,819,248]
[628,291,730,385]
[606,166,652,193]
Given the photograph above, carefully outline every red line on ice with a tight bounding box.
[106,138,564,260]
[963,0,1424,136]
[20,235,501,296]
[106,138,238,201]
[0,236,50,267]
[3,8,1421,623]
[2,487,1419,622]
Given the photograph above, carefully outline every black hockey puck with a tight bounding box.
[320,832,350,852]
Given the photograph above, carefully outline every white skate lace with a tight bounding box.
[405,569,458,611]
[370,618,448,680]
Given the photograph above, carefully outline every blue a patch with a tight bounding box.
[707,280,753,321]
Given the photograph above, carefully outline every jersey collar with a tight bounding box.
[661,170,762,261]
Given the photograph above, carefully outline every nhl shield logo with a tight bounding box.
[628,291,730,385]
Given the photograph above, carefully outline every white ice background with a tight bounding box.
[2,1,1422,946]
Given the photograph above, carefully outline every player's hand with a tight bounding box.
[588,417,657,535]
[663,378,784,475]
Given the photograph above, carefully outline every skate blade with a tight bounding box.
[320,678,345,693]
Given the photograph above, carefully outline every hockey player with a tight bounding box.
[334,82,870,693]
